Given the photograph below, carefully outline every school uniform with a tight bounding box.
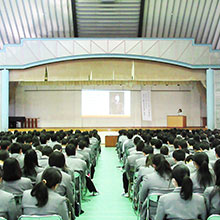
[204,186,220,215]
[66,155,87,173]
[0,189,17,220]
[36,167,75,206]
[139,171,174,209]
[135,155,147,171]
[155,187,207,220]
[22,189,69,220]
[38,155,49,168]
[10,153,24,169]
[2,177,32,195]
[191,170,215,193]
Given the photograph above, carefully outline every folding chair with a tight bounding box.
[139,188,173,220]
[207,215,220,220]
[18,215,63,220]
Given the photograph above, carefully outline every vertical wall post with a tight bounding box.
[0,69,9,131]
[206,68,214,129]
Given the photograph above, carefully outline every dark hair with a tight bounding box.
[136,141,144,151]
[53,144,62,152]
[23,149,40,178]
[3,158,22,181]
[152,154,172,178]
[154,139,162,149]
[145,154,154,167]
[215,145,220,157]
[22,144,32,154]
[172,165,192,200]
[160,146,169,155]
[193,152,214,188]
[40,135,47,145]
[49,151,65,168]
[41,146,53,157]
[143,145,154,154]
[65,144,76,156]
[31,168,62,207]
[214,159,220,187]
[78,140,87,150]
[173,150,185,161]
[185,155,194,163]
[10,143,22,154]
[0,150,9,161]
[0,140,11,150]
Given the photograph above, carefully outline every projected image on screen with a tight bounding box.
[82,90,130,117]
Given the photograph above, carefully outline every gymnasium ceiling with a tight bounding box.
[0,0,219,50]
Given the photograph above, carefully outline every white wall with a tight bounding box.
[10,83,202,127]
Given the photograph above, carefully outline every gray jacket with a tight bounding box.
[0,189,17,220]
[2,177,32,195]
[155,188,206,220]
[22,189,69,220]
[204,186,220,215]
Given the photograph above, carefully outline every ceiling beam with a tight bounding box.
[138,0,145,37]
[71,0,78,37]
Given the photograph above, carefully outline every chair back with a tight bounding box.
[18,215,63,220]
[207,215,220,220]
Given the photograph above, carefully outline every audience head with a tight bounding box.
[214,159,220,187]
[152,154,172,178]
[143,145,154,155]
[136,140,144,152]
[42,146,53,157]
[193,152,213,188]
[53,144,62,152]
[3,157,22,181]
[172,165,192,200]
[65,144,76,156]
[31,167,62,207]
[0,150,9,162]
[160,146,169,156]
[0,140,11,150]
[49,151,65,169]
[173,150,185,162]
[10,143,22,154]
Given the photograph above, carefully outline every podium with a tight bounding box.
[105,135,118,147]
[167,115,187,128]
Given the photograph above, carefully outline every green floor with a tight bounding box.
[78,147,137,220]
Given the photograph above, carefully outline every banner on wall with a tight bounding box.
[141,90,152,121]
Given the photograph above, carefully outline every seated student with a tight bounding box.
[9,143,24,169]
[23,149,44,183]
[76,140,90,169]
[122,141,145,197]
[185,154,196,173]
[38,146,53,168]
[139,154,174,212]
[0,169,18,220]
[36,151,75,208]
[22,168,69,220]
[171,149,186,168]
[160,145,175,166]
[135,145,154,170]
[0,150,9,168]
[191,152,215,193]
[2,157,32,195]
[135,154,154,193]
[204,159,220,216]
[155,165,206,220]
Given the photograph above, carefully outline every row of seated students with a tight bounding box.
[117,128,220,220]
[0,129,101,220]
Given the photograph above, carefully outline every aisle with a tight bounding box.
[78,147,136,220]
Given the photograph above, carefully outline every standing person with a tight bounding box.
[155,165,206,220]
[204,159,220,216]
[22,167,69,220]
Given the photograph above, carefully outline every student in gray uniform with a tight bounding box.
[22,167,69,220]
[0,169,18,220]
[204,159,220,216]
[2,157,32,195]
[139,154,174,213]
[191,152,215,193]
[22,149,44,183]
[155,165,207,220]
